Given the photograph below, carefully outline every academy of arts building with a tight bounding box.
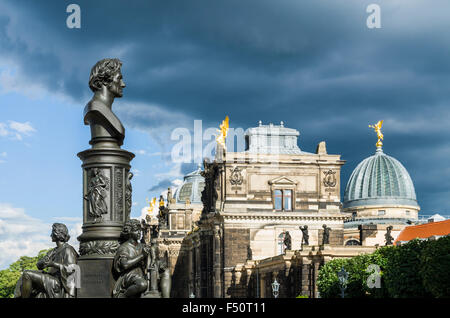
[147,119,423,298]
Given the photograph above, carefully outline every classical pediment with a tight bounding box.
[268,176,297,185]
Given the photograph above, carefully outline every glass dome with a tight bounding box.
[344,147,419,209]
[174,166,205,204]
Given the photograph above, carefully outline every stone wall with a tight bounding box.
[318,229,344,245]
[167,238,191,298]
[224,228,250,267]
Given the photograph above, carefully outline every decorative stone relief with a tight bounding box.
[115,169,124,220]
[79,240,120,256]
[85,168,110,222]
[323,169,337,187]
[125,171,133,220]
[230,166,244,186]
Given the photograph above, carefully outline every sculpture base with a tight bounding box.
[142,290,161,298]
[77,258,115,298]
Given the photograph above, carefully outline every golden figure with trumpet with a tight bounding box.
[369,120,384,147]
[146,197,156,215]
[216,116,229,150]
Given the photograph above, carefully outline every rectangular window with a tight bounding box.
[406,210,410,216]
[273,189,293,211]
[284,190,292,211]
[378,210,386,216]
[274,190,282,211]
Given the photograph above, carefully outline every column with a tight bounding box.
[77,144,134,298]
[213,225,223,297]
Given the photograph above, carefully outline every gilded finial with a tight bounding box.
[216,116,229,150]
[368,120,384,148]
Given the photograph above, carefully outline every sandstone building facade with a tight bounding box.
[154,121,421,298]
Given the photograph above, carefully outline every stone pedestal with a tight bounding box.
[77,258,115,298]
[77,144,134,298]
[142,290,161,298]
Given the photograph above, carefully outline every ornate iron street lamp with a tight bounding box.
[272,278,280,298]
[337,266,348,298]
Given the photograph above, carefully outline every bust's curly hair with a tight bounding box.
[88,58,122,92]
[52,223,70,242]
[120,219,142,240]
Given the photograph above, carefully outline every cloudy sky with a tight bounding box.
[1,0,450,268]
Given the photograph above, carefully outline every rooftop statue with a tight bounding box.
[322,224,331,245]
[14,223,79,298]
[84,58,126,146]
[216,116,229,150]
[283,231,292,251]
[385,225,394,246]
[300,225,309,246]
[158,195,168,229]
[368,120,384,148]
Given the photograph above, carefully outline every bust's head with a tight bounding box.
[89,58,125,98]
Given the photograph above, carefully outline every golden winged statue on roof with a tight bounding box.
[216,116,229,150]
[146,197,156,214]
[368,120,384,147]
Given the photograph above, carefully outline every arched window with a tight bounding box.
[278,232,285,255]
[345,239,360,246]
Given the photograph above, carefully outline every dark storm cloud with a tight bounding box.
[148,179,173,192]
[1,0,450,213]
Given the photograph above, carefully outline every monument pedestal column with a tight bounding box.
[77,145,134,298]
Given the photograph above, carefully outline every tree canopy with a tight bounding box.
[317,237,450,298]
[0,249,52,298]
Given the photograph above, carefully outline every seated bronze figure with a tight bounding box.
[112,219,150,298]
[14,223,79,298]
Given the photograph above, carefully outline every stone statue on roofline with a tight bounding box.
[283,231,292,251]
[322,224,331,245]
[385,225,394,245]
[300,225,309,247]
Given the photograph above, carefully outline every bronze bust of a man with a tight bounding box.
[84,58,126,146]
[14,223,79,298]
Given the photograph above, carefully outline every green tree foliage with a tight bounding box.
[383,239,432,298]
[345,253,374,298]
[0,249,52,298]
[317,237,450,298]
[419,236,450,298]
[318,252,387,298]
[0,270,21,298]
[317,258,348,298]
[366,246,395,298]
